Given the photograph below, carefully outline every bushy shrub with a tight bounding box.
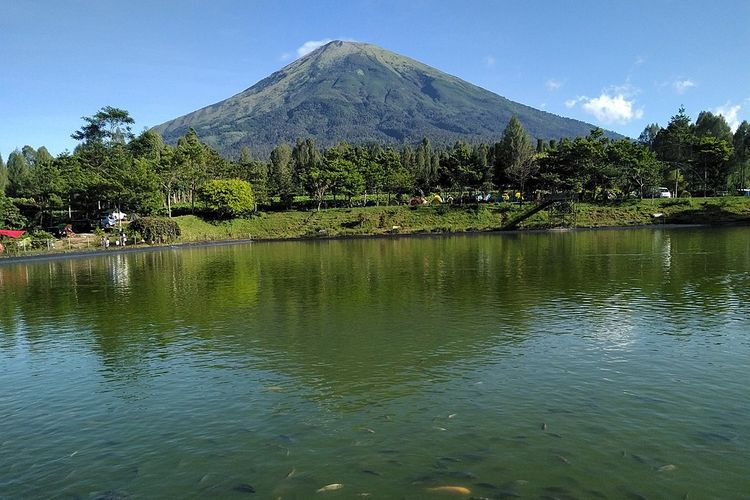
[199,179,255,218]
[130,216,181,243]
[0,196,27,229]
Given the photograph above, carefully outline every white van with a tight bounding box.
[658,187,672,198]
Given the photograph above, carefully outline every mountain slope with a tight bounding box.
[154,41,615,157]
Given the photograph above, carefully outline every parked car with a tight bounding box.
[99,214,118,229]
[107,210,127,221]
[658,187,672,198]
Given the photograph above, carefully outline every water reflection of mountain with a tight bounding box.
[1,228,748,403]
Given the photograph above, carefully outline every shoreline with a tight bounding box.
[0,221,722,265]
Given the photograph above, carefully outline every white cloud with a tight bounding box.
[581,93,644,124]
[484,55,496,68]
[634,55,646,66]
[279,52,292,62]
[565,96,585,108]
[673,79,696,94]
[546,79,563,91]
[714,102,742,132]
[297,39,334,58]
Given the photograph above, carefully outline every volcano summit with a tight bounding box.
[154,41,610,157]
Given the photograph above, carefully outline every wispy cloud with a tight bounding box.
[484,55,496,68]
[634,55,646,66]
[297,38,334,58]
[546,78,563,91]
[565,97,585,108]
[714,102,742,132]
[673,79,696,94]
[279,52,292,62]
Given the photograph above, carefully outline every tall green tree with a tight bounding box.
[72,107,138,213]
[237,147,269,205]
[638,123,662,148]
[176,128,208,213]
[128,128,165,161]
[71,106,135,145]
[653,107,694,197]
[608,139,661,198]
[0,153,7,195]
[692,136,732,196]
[270,143,295,207]
[380,148,411,203]
[6,150,31,197]
[415,138,436,189]
[694,111,733,143]
[156,145,182,217]
[359,154,385,205]
[292,138,321,195]
[496,116,535,195]
[730,121,750,189]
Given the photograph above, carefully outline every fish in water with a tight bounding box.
[433,426,448,432]
[285,468,297,479]
[426,485,471,495]
[448,413,457,419]
[362,469,381,476]
[233,483,256,493]
[317,483,344,493]
[657,464,677,472]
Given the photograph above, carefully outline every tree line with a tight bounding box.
[1,105,749,229]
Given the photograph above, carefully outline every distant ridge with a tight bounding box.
[154,41,618,157]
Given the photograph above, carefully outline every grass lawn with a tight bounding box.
[176,197,750,243]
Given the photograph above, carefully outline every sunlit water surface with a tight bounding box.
[1,227,749,499]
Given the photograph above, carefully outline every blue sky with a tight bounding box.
[1,0,748,157]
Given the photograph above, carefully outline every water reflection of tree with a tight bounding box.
[1,228,749,399]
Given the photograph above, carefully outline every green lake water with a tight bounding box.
[1,227,749,499]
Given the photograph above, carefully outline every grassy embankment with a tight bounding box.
[3,197,748,259]
[175,197,750,243]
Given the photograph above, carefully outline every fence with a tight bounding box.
[0,235,140,256]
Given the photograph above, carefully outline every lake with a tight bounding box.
[1,227,749,499]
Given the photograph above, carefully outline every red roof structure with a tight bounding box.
[0,230,26,238]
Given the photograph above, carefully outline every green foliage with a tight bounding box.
[6,150,31,197]
[0,196,27,229]
[0,152,6,195]
[497,116,536,191]
[130,216,181,243]
[270,143,295,205]
[72,106,135,145]
[199,179,255,218]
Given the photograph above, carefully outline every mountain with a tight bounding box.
[154,41,616,157]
